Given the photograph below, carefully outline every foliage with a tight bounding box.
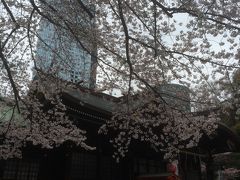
[99,92,218,161]
[223,168,240,180]
[0,73,93,159]
[215,69,240,133]
[0,0,240,159]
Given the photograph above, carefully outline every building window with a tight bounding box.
[3,159,39,180]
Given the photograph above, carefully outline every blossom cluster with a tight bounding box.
[223,168,240,180]
[0,76,93,159]
[100,92,219,161]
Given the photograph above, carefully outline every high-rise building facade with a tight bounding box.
[35,0,97,88]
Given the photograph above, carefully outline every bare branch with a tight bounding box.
[76,0,94,19]
[0,50,21,112]
[1,0,18,25]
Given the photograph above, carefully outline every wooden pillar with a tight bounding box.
[97,137,101,180]
[206,154,214,180]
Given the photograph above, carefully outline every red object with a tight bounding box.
[136,174,171,180]
[135,174,179,180]
[167,163,177,174]
[167,175,179,180]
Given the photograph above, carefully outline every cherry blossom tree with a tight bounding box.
[0,0,239,159]
[0,73,94,159]
[223,168,240,180]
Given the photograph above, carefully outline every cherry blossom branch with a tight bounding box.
[76,0,94,19]
[167,50,239,69]
[0,1,20,49]
[29,0,64,28]
[3,105,16,138]
[1,0,18,25]
[124,2,152,33]
[150,1,240,31]
[27,9,37,68]
[0,50,21,112]
[117,0,133,102]
[149,0,173,18]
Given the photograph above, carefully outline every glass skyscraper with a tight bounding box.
[35,0,97,88]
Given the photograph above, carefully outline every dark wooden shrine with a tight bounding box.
[0,87,239,180]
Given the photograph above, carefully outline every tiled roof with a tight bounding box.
[64,88,120,113]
